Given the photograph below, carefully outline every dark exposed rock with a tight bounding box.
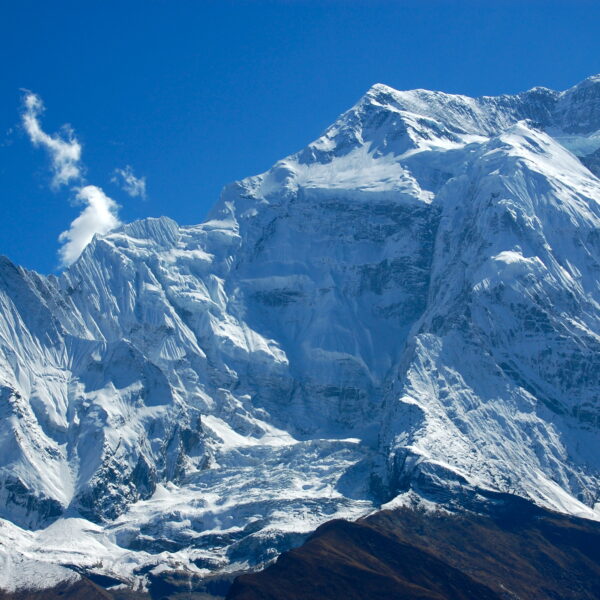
[227,497,600,600]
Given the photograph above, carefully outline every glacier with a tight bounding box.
[1,74,600,592]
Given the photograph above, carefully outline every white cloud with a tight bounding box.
[22,92,83,187]
[112,165,147,199]
[58,185,121,267]
[21,92,122,267]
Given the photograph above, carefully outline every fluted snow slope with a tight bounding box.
[1,75,600,591]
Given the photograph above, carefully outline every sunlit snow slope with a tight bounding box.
[1,74,600,591]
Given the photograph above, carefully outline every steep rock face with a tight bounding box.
[0,75,599,589]
[379,125,600,513]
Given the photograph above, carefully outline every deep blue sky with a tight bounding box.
[1,0,599,273]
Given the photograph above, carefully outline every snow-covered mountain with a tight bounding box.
[1,75,600,593]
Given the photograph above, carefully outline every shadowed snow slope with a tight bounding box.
[1,74,600,592]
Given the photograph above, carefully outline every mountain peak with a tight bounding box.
[364,82,397,96]
[1,74,600,594]
[566,72,600,90]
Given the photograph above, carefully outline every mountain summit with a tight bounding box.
[1,75,600,593]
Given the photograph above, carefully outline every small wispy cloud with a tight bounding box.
[1,127,14,147]
[21,92,121,267]
[112,165,147,199]
[22,92,83,187]
[58,185,121,268]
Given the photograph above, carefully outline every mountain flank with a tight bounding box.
[228,495,600,600]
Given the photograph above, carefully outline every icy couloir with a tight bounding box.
[1,75,600,590]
